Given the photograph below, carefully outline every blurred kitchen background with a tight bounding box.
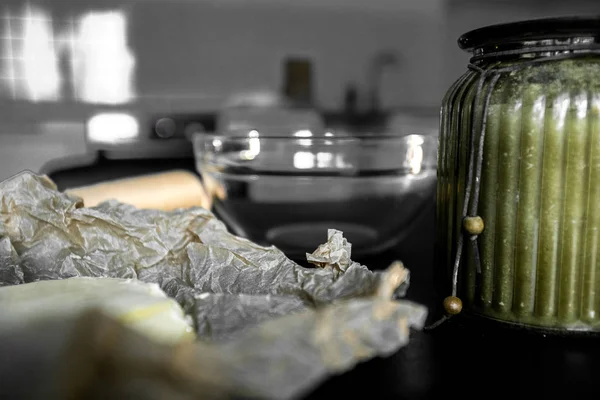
[0,0,599,183]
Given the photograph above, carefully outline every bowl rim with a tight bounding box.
[194,132,436,142]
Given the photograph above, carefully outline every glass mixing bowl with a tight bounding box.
[193,129,437,258]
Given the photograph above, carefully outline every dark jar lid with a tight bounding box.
[459,16,600,51]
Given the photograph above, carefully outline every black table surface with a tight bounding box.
[304,210,600,399]
[49,158,600,400]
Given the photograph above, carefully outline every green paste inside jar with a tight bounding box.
[446,58,600,329]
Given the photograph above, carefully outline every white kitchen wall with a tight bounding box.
[0,0,446,111]
[129,0,446,110]
[3,0,600,111]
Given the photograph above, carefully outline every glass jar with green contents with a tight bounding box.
[437,17,600,333]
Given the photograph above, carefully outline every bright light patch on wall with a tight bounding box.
[1,13,13,97]
[0,6,135,103]
[87,113,139,143]
[1,5,61,101]
[73,11,135,104]
[21,6,61,101]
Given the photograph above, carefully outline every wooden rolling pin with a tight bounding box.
[66,170,217,211]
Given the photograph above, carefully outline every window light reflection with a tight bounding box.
[334,154,351,169]
[0,6,135,103]
[73,11,135,104]
[22,6,60,101]
[293,130,313,137]
[1,5,61,101]
[406,135,424,175]
[293,151,314,169]
[293,151,348,170]
[241,130,260,160]
[316,152,333,168]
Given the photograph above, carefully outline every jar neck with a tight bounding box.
[470,36,600,64]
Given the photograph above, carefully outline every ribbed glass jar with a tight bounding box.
[437,17,600,331]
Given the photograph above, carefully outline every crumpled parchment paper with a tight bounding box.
[306,229,352,271]
[0,171,427,399]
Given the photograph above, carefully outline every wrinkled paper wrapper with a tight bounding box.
[306,229,352,271]
[0,171,427,399]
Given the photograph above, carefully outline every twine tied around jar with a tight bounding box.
[426,43,600,331]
